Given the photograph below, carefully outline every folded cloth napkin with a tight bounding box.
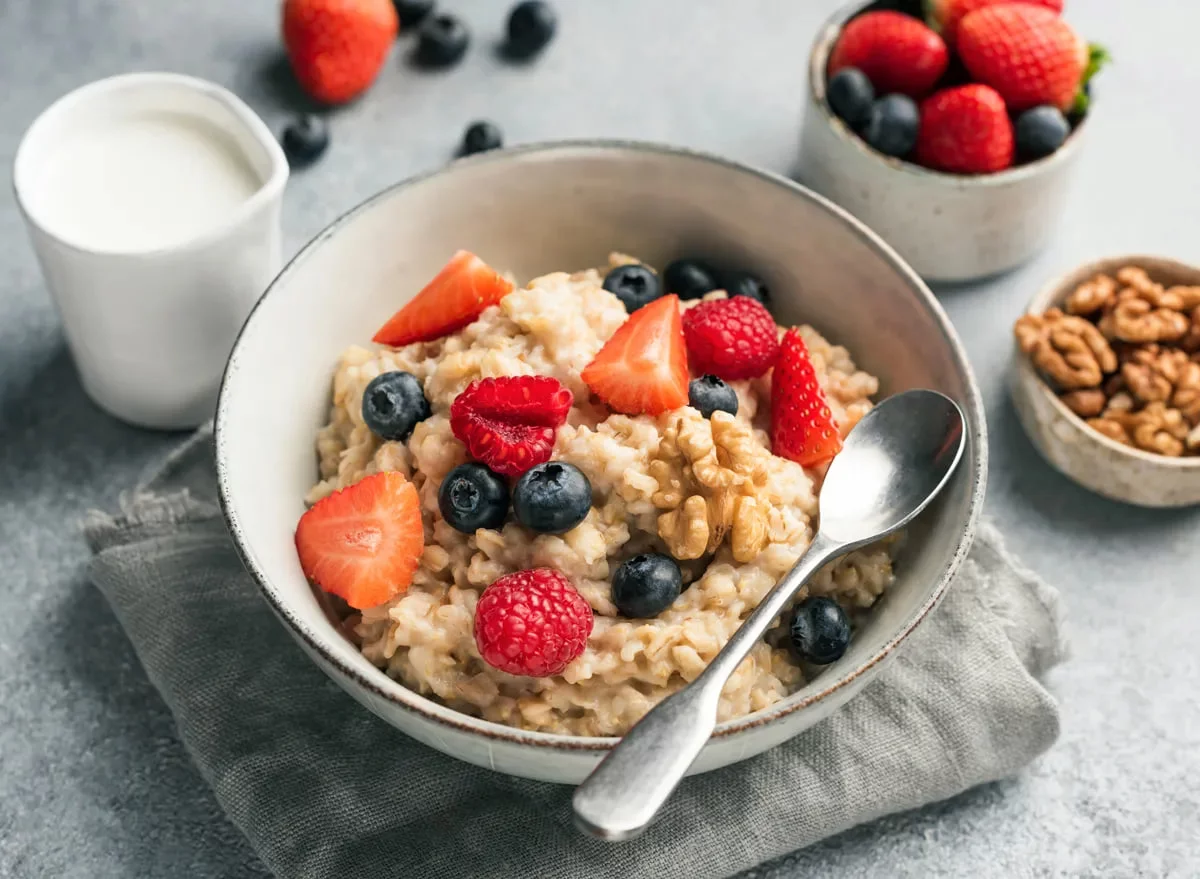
[85,425,1066,879]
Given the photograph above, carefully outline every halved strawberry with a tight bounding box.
[581,294,689,416]
[770,330,843,467]
[295,471,424,610]
[373,250,514,347]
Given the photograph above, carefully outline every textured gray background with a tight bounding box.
[1,0,1197,877]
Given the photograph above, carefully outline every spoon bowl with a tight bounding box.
[573,389,967,841]
[819,390,966,546]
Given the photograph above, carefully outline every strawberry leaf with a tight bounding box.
[1071,44,1111,117]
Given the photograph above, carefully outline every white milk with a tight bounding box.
[30,111,262,253]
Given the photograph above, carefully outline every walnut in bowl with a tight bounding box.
[1011,256,1200,507]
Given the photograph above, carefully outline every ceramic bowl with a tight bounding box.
[216,140,987,784]
[1010,254,1200,507]
[797,0,1089,284]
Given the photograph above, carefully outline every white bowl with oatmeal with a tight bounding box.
[1011,255,1200,507]
[216,141,986,783]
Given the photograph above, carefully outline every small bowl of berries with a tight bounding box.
[798,0,1108,283]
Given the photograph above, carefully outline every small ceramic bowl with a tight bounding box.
[797,0,1089,284]
[1010,255,1200,507]
[216,140,987,784]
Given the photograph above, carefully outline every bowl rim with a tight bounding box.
[807,0,1090,187]
[215,137,988,753]
[1018,252,1200,470]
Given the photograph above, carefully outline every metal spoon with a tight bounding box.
[572,388,967,841]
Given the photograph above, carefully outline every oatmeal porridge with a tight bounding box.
[296,251,894,736]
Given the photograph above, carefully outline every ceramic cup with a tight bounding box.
[13,73,288,430]
[797,1,1089,284]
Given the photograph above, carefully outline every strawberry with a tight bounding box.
[373,251,514,347]
[450,376,574,477]
[283,0,398,105]
[926,0,1063,47]
[957,4,1100,112]
[295,471,424,610]
[827,11,949,98]
[581,295,689,416]
[915,84,1015,174]
[770,330,842,468]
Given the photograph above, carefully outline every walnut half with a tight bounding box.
[1015,308,1117,389]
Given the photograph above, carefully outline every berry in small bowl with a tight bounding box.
[799,0,1108,282]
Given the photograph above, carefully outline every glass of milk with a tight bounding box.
[13,73,288,429]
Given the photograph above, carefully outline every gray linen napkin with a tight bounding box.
[85,425,1066,879]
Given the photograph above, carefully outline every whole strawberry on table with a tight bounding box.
[825,0,1108,174]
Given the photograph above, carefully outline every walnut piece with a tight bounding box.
[657,496,709,559]
[1065,273,1117,316]
[1059,389,1107,417]
[1087,417,1132,446]
[1179,306,1200,353]
[1129,402,1187,456]
[1172,358,1200,424]
[1098,297,1190,344]
[651,410,772,562]
[1014,308,1118,389]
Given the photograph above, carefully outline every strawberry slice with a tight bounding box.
[450,375,574,477]
[373,250,514,347]
[295,471,424,610]
[581,295,689,416]
[770,329,843,467]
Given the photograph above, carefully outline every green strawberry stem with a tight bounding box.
[1071,44,1112,116]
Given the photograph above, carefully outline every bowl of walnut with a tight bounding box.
[1011,256,1200,507]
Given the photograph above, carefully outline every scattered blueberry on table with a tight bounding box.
[862,94,920,158]
[513,462,592,534]
[361,370,432,441]
[506,0,558,58]
[439,462,511,533]
[393,0,435,29]
[280,114,330,168]
[461,120,503,155]
[611,553,683,618]
[826,67,875,129]
[790,596,851,665]
[603,263,662,312]
[688,375,739,419]
[1015,105,1070,161]
[663,258,719,300]
[416,13,470,68]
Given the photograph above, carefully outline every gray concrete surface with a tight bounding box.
[2,0,1197,876]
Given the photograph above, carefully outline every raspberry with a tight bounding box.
[450,376,573,477]
[681,297,780,381]
[474,569,594,677]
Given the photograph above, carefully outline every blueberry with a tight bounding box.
[393,0,434,28]
[720,269,770,305]
[506,0,557,59]
[862,94,919,158]
[789,597,851,665]
[826,67,875,129]
[512,462,592,534]
[416,13,469,67]
[438,463,510,533]
[603,264,662,312]
[361,371,431,441]
[688,375,739,419]
[1015,105,1070,162]
[461,120,503,156]
[280,115,329,168]
[611,553,683,618]
[663,259,718,300]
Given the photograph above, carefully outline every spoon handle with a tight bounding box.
[572,532,843,841]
